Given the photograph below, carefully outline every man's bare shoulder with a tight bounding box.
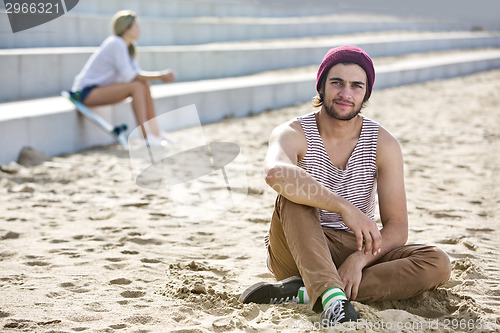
[268,117,308,161]
[376,125,404,164]
[377,125,401,148]
[271,117,304,139]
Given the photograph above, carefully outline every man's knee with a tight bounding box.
[433,247,452,284]
[278,195,317,217]
[423,246,451,287]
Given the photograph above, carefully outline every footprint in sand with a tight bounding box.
[371,289,460,318]
[256,272,274,279]
[462,241,478,251]
[212,316,243,331]
[104,263,128,270]
[247,187,264,195]
[437,237,462,245]
[83,302,110,313]
[66,313,102,323]
[24,259,50,267]
[108,324,127,329]
[140,258,163,264]
[466,228,494,233]
[121,250,139,255]
[105,257,125,263]
[49,239,69,244]
[432,211,463,219]
[246,217,269,224]
[169,306,201,326]
[121,202,150,208]
[49,248,80,258]
[3,319,35,330]
[437,237,478,251]
[110,278,132,285]
[235,255,249,260]
[123,315,153,324]
[1,231,20,240]
[120,236,163,246]
[88,210,115,221]
[208,254,230,260]
[59,282,90,293]
[120,290,146,298]
[452,258,488,279]
[46,291,66,299]
[0,310,11,318]
[238,303,261,321]
[0,251,16,260]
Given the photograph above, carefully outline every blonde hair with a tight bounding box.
[111,10,137,58]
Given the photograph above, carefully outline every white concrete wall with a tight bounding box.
[1,0,498,165]
[1,50,499,165]
[2,32,499,102]
[0,11,468,49]
[65,0,332,18]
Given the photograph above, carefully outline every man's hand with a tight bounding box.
[337,253,365,300]
[340,203,382,255]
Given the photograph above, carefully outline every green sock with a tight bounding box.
[297,286,310,304]
[321,287,347,310]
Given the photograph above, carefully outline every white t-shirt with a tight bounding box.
[72,35,140,91]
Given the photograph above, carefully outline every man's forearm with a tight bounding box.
[265,162,383,254]
[265,163,348,214]
[351,221,408,266]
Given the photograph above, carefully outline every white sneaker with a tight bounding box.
[143,135,168,148]
[158,132,178,144]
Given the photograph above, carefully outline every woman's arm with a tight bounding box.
[135,69,176,83]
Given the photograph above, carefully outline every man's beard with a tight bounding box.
[324,98,363,121]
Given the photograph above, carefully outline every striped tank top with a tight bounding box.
[297,112,379,231]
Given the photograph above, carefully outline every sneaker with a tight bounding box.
[320,299,359,327]
[239,276,304,304]
[143,135,168,148]
[158,132,178,144]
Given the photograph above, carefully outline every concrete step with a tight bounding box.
[1,48,499,165]
[2,0,497,25]
[66,0,336,18]
[66,0,499,27]
[0,12,470,49]
[2,31,500,102]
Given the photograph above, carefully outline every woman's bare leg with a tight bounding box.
[137,80,160,136]
[83,82,156,138]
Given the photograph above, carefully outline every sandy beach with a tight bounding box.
[1,69,499,332]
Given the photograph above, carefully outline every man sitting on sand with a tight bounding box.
[239,45,452,326]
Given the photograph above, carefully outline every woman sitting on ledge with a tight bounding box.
[71,10,176,147]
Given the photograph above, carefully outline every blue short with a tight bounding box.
[70,85,97,103]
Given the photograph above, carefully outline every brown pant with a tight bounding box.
[267,195,452,312]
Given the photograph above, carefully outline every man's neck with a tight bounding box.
[316,109,363,141]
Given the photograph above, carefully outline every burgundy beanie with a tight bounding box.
[316,45,375,101]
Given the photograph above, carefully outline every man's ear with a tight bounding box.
[319,77,326,96]
[317,86,324,100]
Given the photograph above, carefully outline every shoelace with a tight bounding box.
[320,300,345,327]
[270,295,299,304]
